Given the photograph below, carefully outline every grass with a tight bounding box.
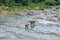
[0,9,3,13]
[0,3,51,12]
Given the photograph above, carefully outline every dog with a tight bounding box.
[29,20,36,29]
[25,20,36,30]
[25,22,29,30]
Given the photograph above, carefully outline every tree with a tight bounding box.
[20,0,29,6]
[38,0,45,2]
[45,0,57,6]
[57,0,60,5]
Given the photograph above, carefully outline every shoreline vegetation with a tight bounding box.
[0,0,60,15]
[0,3,51,11]
[0,6,59,15]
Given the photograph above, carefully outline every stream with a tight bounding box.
[0,10,60,40]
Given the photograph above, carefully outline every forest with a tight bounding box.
[0,0,60,10]
[0,0,60,6]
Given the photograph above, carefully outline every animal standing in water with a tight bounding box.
[29,20,36,29]
[25,22,29,30]
[25,20,36,30]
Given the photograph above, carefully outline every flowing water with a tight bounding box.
[0,10,60,40]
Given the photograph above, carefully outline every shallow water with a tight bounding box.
[0,10,60,40]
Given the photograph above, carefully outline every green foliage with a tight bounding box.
[57,0,60,5]
[0,0,60,6]
[0,0,60,11]
[45,0,57,6]
[21,0,29,6]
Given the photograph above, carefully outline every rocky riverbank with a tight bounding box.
[0,9,60,40]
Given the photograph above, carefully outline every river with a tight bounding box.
[0,9,60,40]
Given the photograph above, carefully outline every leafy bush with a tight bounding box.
[57,0,60,5]
[0,0,60,6]
[21,0,29,6]
[45,0,57,6]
